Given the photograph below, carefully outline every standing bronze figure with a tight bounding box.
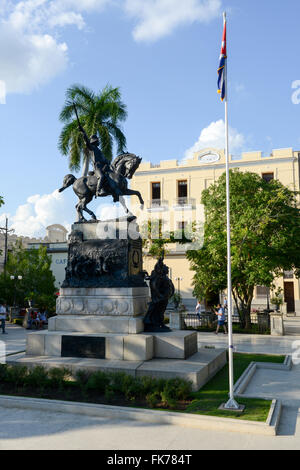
[144,258,175,332]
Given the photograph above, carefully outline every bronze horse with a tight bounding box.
[59,153,144,222]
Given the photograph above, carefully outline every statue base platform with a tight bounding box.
[26,329,198,361]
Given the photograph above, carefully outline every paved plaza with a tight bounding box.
[0,323,300,450]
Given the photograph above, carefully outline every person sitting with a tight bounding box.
[39,311,48,329]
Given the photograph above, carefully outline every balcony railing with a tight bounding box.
[147,200,169,211]
[173,198,196,208]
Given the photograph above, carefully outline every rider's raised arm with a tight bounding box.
[79,127,93,151]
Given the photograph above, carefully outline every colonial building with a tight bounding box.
[27,225,68,288]
[131,147,300,314]
[0,224,68,289]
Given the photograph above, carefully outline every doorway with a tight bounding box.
[284,282,295,313]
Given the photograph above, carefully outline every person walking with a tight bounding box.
[0,302,7,334]
[215,303,227,335]
[195,300,203,320]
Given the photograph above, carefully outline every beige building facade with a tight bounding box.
[131,147,300,313]
[0,224,68,288]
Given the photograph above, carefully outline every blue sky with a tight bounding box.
[0,0,300,237]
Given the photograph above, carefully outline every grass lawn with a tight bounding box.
[185,353,286,421]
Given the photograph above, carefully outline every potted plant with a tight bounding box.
[270,287,284,312]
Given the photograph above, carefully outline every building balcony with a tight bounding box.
[147,199,169,211]
[173,198,196,210]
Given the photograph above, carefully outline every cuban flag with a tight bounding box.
[218,17,227,101]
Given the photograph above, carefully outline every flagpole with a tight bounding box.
[222,11,240,410]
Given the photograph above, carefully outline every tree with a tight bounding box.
[59,84,127,174]
[187,170,300,329]
[0,240,57,311]
[141,219,172,260]
[141,219,195,260]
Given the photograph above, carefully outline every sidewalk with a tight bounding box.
[0,324,28,357]
[197,331,300,355]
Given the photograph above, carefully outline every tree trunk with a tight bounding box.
[82,152,90,177]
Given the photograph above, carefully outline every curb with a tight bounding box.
[234,355,292,395]
[0,394,279,436]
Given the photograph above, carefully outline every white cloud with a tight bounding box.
[124,0,222,42]
[185,119,246,159]
[0,0,222,94]
[0,25,68,94]
[0,0,110,94]
[8,190,71,238]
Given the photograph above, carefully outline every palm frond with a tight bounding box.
[98,125,113,161]
[106,121,127,154]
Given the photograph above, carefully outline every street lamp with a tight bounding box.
[175,277,183,297]
[10,275,23,306]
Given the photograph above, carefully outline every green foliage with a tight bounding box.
[25,366,49,389]
[170,292,182,309]
[75,369,91,389]
[0,240,56,309]
[141,219,171,260]
[48,368,71,389]
[5,365,28,387]
[85,371,111,393]
[1,364,193,409]
[270,287,284,310]
[187,170,300,328]
[146,392,161,408]
[59,84,127,171]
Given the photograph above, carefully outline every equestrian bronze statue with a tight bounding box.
[59,104,144,222]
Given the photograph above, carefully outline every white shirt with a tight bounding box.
[0,305,7,320]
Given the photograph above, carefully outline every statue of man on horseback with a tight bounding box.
[59,104,144,222]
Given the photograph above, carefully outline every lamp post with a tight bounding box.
[10,275,23,307]
[175,277,183,297]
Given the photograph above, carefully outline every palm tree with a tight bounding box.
[59,84,127,175]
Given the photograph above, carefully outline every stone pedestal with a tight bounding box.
[169,311,184,330]
[56,287,149,318]
[270,313,285,336]
[62,219,146,289]
[25,219,201,375]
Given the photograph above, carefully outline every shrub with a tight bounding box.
[160,378,192,407]
[109,372,129,395]
[25,366,49,389]
[6,366,28,387]
[75,370,91,389]
[146,392,160,408]
[48,368,71,389]
[86,371,110,394]
[104,388,115,402]
[0,364,8,382]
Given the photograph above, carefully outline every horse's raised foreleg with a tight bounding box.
[119,196,132,215]
[122,189,144,209]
